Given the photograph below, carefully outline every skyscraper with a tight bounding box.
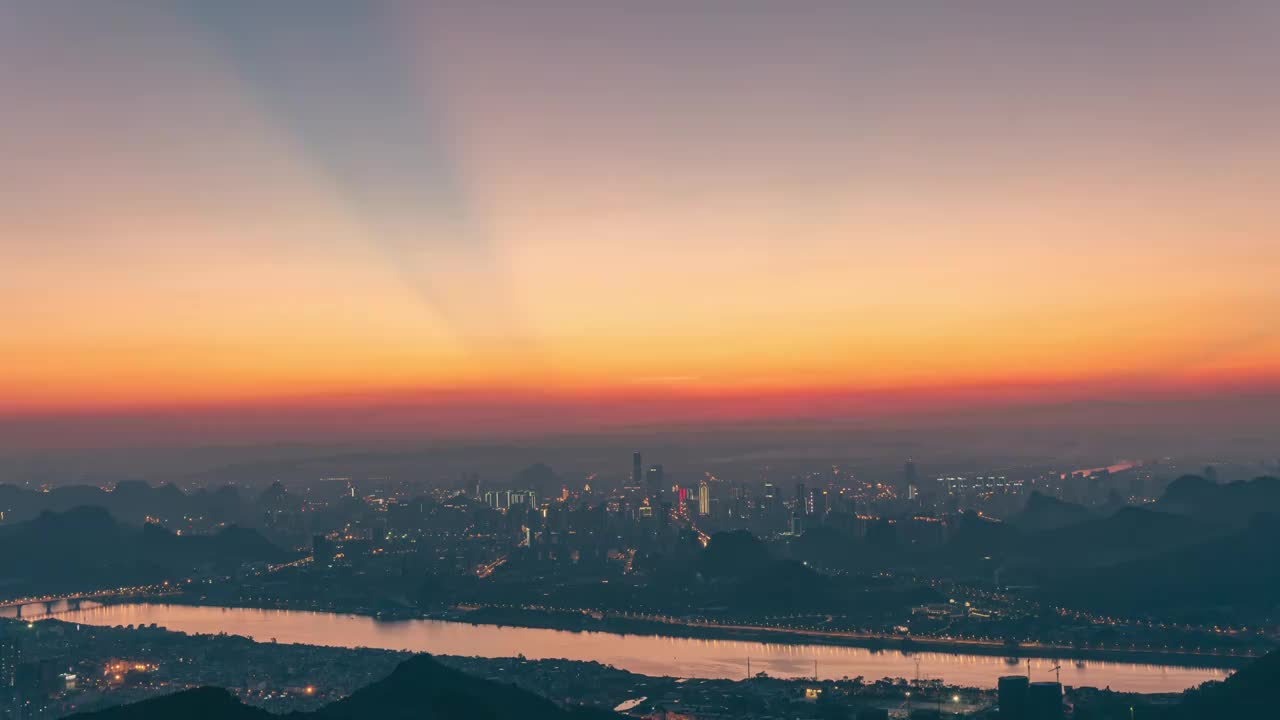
[632,452,643,488]
[698,479,710,516]
[647,464,665,503]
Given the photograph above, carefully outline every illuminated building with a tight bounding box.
[0,638,17,688]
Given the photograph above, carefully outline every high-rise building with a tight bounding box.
[632,452,643,488]
[647,464,665,502]
[698,479,710,516]
[795,482,807,515]
[509,490,537,508]
[0,637,19,688]
[789,513,805,535]
[903,460,918,492]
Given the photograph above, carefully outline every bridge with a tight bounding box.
[0,583,180,619]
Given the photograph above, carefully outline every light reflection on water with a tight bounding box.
[47,603,1229,693]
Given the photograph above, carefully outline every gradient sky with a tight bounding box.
[3,1,1280,446]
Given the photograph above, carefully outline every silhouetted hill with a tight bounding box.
[698,530,770,579]
[1048,513,1280,619]
[789,525,859,570]
[513,463,562,500]
[1026,506,1216,569]
[1156,649,1280,718]
[69,687,271,720]
[0,480,251,526]
[1156,475,1280,528]
[312,654,615,720]
[1007,492,1093,532]
[0,506,288,596]
[69,655,616,720]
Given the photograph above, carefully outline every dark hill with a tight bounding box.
[69,655,616,720]
[1157,475,1280,528]
[698,529,770,579]
[1007,492,1092,532]
[0,480,251,526]
[312,654,615,720]
[513,463,563,500]
[0,506,288,596]
[1157,649,1280,718]
[69,687,272,719]
[1048,513,1280,619]
[1026,506,1216,570]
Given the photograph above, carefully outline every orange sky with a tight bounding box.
[3,2,1280,444]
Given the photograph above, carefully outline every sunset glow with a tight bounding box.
[4,1,1280,446]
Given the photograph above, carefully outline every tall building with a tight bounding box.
[0,637,19,688]
[795,482,808,515]
[698,479,710,516]
[789,513,805,535]
[903,459,918,492]
[632,452,643,487]
[647,464,665,502]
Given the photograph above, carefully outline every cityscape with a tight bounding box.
[2,448,1278,718]
[4,1,1280,719]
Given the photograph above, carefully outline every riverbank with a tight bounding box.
[440,605,1255,670]
[101,595,1254,671]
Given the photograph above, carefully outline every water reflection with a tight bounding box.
[48,603,1228,693]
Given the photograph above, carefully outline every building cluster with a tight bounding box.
[997,675,1064,720]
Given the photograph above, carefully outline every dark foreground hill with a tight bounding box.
[1155,649,1280,719]
[66,687,273,720]
[69,654,618,720]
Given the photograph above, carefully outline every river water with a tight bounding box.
[46,603,1229,693]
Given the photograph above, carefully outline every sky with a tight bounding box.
[3,1,1280,448]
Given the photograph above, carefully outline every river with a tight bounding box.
[38,603,1233,693]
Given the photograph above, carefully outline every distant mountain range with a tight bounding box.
[0,506,287,597]
[1156,474,1280,528]
[1017,476,1280,617]
[0,480,256,526]
[783,475,1280,621]
[68,654,617,720]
